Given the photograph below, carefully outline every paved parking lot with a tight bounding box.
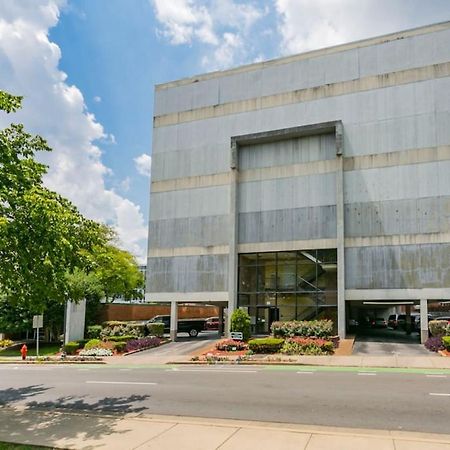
[353,328,432,356]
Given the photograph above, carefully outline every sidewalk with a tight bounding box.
[1,406,450,449]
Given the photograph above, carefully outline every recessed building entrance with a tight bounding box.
[237,249,338,334]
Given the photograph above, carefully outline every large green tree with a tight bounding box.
[0,91,105,312]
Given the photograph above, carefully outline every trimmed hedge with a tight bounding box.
[442,336,450,351]
[86,325,102,339]
[147,322,164,337]
[100,321,147,339]
[271,320,333,338]
[105,335,134,343]
[113,342,127,353]
[63,341,80,355]
[248,338,284,354]
[84,339,104,350]
[429,320,449,337]
[281,337,334,355]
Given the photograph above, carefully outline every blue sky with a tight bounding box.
[1,0,449,262]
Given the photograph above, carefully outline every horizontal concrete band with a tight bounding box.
[144,292,228,302]
[148,232,450,257]
[151,145,450,193]
[154,62,450,127]
[346,288,450,300]
[156,22,450,91]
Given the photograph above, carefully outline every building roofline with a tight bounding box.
[155,20,450,91]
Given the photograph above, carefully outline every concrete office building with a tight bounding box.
[146,22,450,342]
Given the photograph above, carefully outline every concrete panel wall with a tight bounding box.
[346,243,450,289]
[154,27,450,116]
[239,205,337,244]
[147,255,228,292]
[149,215,229,249]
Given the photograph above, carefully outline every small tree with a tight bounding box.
[230,309,251,341]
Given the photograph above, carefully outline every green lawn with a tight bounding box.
[0,343,60,357]
[0,443,54,450]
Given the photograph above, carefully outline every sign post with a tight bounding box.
[32,315,43,357]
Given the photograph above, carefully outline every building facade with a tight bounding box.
[146,22,450,341]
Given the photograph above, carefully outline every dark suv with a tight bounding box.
[146,315,206,337]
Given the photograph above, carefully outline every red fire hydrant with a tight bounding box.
[20,344,28,361]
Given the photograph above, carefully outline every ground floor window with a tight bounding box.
[238,249,337,334]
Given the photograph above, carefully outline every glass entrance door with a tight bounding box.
[256,306,279,334]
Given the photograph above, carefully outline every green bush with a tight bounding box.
[230,309,251,341]
[113,342,127,353]
[63,341,80,355]
[281,337,334,355]
[271,320,333,338]
[147,322,165,337]
[100,321,147,339]
[248,338,284,354]
[442,336,450,351]
[84,339,103,350]
[429,320,449,337]
[105,335,134,342]
[86,325,102,339]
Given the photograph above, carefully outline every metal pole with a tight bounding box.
[36,326,39,358]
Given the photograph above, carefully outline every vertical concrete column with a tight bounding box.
[170,301,178,341]
[420,299,429,344]
[228,139,239,337]
[335,122,346,339]
[405,304,412,335]
[218,306,224,337]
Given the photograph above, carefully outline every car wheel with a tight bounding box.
[189,328,199,337]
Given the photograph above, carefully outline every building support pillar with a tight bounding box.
[170,300,178,342]
[218,306,224,338]
[420,299,429,344]
[335,122,346,338]
[405,304,412,335]
[228,140,239,337]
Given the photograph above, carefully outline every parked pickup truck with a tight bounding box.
[146,315,206,337]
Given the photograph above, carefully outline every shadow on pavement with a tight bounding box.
[0,386,151,449]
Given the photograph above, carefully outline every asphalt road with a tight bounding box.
[1,365,450,434]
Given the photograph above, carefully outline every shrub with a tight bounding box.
[425,336,444,352]
[429,320,449,337]
[113,342,127,353]
[281,337,334,355]
[442,336,450,351]
[271,320,333,338]
[215,339,248,351]
[125,337,161,353]
[63,341,80,355]
[230,309,251,341]
[84,339,105,350]
[0,339,14,348]
[248,338,284,354]
[105,335,134,343]
[79,348,113,357]
[100,321,147,339]
[147,322,165,337]
[86,325,102,339]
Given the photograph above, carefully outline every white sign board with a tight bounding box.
[230,331,243,341]
[32,315,43,329]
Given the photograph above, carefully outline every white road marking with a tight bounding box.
[357,372,377,376]
[119,369,131,371]
[78,369,89,371]
[426,374,447,378]
[172,369,258,373]
[429,393,450,396]
[86,381,157,386]
[296,371,314,374]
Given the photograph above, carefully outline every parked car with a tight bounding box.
[348,319,359,328]
[388,314,400,329]
[370,317,387,328]
[388,314,418,331]
[205,316,220,330]
[146,315,206,337]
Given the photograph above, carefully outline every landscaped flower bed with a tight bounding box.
[215,339,248,351]
[125,336,162,353]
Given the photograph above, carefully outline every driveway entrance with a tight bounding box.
[353,328,432,356]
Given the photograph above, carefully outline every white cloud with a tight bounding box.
[93,95,101,102]
[151,0,266,70]
[274,0,442,55]
[134,153,152,177]
[0,0,147,263]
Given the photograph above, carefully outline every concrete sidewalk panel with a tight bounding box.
[305,434,395,450]
[218,428,311,450]
[394,440,450,450]
[136,423,238,450]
